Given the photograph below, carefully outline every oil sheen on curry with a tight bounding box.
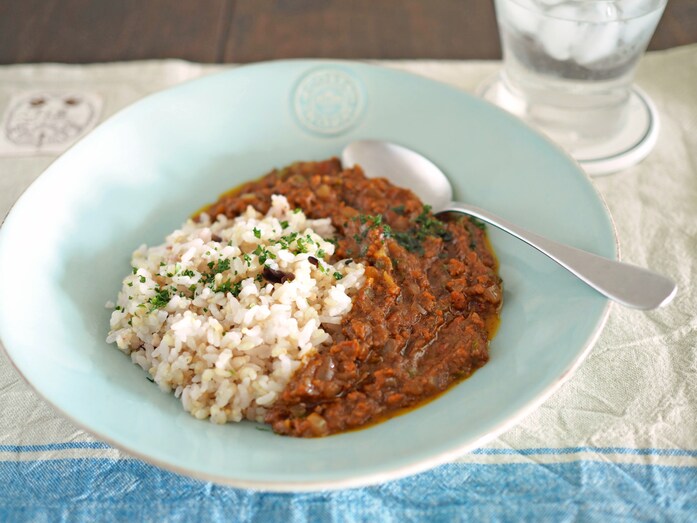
[204,159,502,437]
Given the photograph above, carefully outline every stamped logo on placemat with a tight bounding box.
[0,91,103,156]
[293,68,366,136]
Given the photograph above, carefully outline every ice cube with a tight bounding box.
[572,21,622,65]
[561,2,622,66]
[536,5,579,61]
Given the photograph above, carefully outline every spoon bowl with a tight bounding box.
[342,140,677,310]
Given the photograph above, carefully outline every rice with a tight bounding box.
[106,195,365,424]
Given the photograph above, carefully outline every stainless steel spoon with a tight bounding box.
[342,140,677,310]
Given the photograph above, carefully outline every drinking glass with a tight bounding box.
[479,0,667,175]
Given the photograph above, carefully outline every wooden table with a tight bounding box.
[1,0,695,64]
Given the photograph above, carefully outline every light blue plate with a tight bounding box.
[0,61,615,491]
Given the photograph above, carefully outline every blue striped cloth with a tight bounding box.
[2,445,696,521]
[2,52,697,521]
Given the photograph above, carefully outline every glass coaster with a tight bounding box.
[478,77,659,177]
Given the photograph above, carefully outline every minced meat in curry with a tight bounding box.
[202,159,502,437]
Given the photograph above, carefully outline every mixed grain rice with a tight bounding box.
[106,195,364,424]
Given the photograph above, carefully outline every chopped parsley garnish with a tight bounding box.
[215,280,242,297]
[127,282,133,287]
[280,220,289,229]
[243,253,252,266]
[139,276,146,283]
[282,232,299,243]
[393,231,422,253]
[181,269,196,277]
[253,245,276,264]
[316,248,326,258]
[350,213,392,246]
[215,258,231,273]
[333,271,344,280]
[149,287,171,311]
[295,237,309,253]
[253,227,261,239]
[201,258,232,286]
[382,223,393,238]
[275,230,300,251]
[206,258,230,274]
[293,208,302,214]
[353,213,382,226]
[393,205,453,254]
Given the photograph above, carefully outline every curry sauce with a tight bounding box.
[203,159,503,437]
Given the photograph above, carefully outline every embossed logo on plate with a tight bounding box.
[293,68,365,136]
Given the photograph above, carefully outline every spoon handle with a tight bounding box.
[441,202,677,310]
